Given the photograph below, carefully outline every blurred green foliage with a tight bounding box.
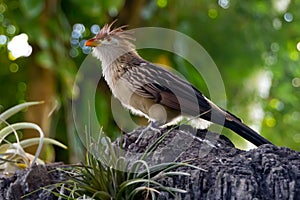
[0,0,299,162]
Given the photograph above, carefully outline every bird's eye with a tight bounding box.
[102,37,118,46]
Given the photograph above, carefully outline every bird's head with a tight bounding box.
[85,20,136,65]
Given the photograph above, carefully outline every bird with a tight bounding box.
[85,21,273,146]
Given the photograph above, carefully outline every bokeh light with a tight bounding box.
[270,42,280,52]
[91,24,100,34]
[0,34,7,44]
[7,33,32,59]
[73,23,85,35]
[296,42,300,51]
[0,2,6,14]
[69,48,79,58]
[9,63,19,73]
[292,77,300,88]
[157,0,167,8]
[208,9,218,19]
[289,51,299,61]
[283,12,293,22]
[269,98,284,111]
[108,7,118,17]
[264,115,276,127]
[273,0,290,13]
[18,82,27,92]
[218,0,230,9]
[6,24,16,35]
[70,23,98,56]
[272,18,282,30]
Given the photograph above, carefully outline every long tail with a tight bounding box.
[206,103,272,146]
[224,119,272,146]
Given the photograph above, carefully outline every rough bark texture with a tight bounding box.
[118,125,300,200]
[0,163,67,200]
[0,126,299,199]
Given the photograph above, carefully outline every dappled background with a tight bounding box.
[0,0,299,163]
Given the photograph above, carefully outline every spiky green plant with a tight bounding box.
[0,102,67,175]
[52,125,204,200]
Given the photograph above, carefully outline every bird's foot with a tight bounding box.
[148,121,162,131]
[135,121,162,144]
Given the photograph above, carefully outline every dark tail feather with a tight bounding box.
[224,120,272,146]
[200,101,272,146]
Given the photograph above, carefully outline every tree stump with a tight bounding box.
[1,125,299,199]
[0,163,67,200]
[118,125,300,200]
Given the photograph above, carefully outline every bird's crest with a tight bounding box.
[95,20,132,41]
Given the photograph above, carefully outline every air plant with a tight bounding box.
[52,125,204,199]
[0,102,67,175]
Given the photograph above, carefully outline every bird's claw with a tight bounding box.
[135,121,162,144]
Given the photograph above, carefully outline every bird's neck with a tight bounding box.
[92,45,138,68]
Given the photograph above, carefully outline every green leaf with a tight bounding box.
[19,137,67,149]
[0,101,42,126]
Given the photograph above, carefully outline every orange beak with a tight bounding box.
[85,38,100,47]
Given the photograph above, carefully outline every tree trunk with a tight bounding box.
[24,0,58,161]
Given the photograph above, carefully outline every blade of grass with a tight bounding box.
[0,101,43,126]
[19,138,67,149]
[128,186,160,200]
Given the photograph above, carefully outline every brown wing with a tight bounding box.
[123,62,212,117]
